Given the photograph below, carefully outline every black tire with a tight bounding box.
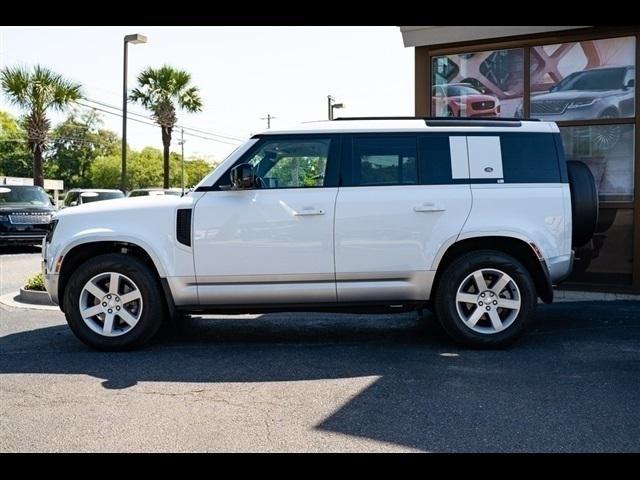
[63,253,165,351]
[434,250,537,349]
[567,160,599,248]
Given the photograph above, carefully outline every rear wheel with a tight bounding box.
[63,253,165,351]
[434,250,537,348]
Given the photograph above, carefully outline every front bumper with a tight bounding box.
[41,239,60,306]
[0,232,47,245]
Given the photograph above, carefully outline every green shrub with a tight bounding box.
[24,272,45,291]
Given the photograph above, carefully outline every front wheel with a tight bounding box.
[434,250,537,348]
[63,253,165,351]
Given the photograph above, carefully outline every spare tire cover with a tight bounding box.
[567,160,599,248]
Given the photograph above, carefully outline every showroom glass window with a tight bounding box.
[530,37,635,121]
[431,48,524,118]
[529,36,637,286]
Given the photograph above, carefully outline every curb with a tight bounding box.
[19,287,56,306]
[0,291,61,311]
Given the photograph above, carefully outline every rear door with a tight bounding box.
[334,133,472,303]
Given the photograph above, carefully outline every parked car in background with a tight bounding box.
[127,188,182,197]
[518,65,635,121]
[432,83,501,118]
[63,189,124,208]
[0,185,55,246]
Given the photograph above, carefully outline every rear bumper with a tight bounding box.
[547,252,575,284]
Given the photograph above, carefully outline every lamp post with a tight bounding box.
[327,95,345,120]
[121,33,147,193]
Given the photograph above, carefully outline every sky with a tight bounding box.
[0,26,414,163]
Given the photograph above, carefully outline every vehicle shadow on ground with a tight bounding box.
[1,301,640,452]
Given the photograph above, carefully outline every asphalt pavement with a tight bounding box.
[1,247,639,452]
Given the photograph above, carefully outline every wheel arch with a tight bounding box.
[57,239,166,312]
[431,234,553,304]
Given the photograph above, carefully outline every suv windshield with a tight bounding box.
[554,68,627,91]
[81,191,124,203]
[445,85,482,96]
[0,186,50,206]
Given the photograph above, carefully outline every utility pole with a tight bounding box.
[261,114,276,129]
[178,126,186,195]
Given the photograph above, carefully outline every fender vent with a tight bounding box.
[176,209,192,246]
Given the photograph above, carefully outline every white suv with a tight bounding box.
[42,117,598,351]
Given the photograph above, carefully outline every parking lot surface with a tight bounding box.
[1,248,639,452]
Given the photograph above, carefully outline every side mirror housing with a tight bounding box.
[230,163,256,190]
[69,201,78,207]
[626,79,635,89]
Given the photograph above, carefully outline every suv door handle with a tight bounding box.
[293,208,325,216]
[414,203,445,212]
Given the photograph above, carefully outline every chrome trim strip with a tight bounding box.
[196,272,335,285]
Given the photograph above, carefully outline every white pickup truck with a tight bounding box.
[42,117,598,351]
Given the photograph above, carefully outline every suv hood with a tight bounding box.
[532,89,620,101]
[55,194,190,219]
[0,204,55,213]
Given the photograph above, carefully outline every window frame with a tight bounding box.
[211,134,341,191]
[340,133,420,188]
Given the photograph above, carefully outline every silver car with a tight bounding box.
[517,65,635,121]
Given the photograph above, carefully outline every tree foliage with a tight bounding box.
[129,65,203,188]
[0,65,82,186]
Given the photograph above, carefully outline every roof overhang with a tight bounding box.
[399,26,592,48]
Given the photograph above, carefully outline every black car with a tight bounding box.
[0,185,55,247]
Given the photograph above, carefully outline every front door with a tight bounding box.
[193,135,340,306]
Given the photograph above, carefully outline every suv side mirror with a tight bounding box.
[626,79,635,89]
[69,201,78,207]
[230,163,256,190]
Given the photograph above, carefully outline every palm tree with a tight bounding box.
[0,65,82,187]
[129,65,203,188]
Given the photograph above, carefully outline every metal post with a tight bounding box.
[180,127,185,195]
[121,40,129,193]
[327,95,334,120]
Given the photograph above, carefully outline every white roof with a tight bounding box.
[259,119,558,136]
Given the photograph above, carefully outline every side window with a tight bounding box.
[499,133,561,183]
[418,134,455,184]
[349,136,417,186]
[217,137,333,189]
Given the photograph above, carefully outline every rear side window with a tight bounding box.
[499,133,561,183]
[418,134,455,184]
[348,136,418,186]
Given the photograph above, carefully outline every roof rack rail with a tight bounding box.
[333,116,539,122]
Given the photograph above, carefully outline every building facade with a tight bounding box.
[401,26,640,292]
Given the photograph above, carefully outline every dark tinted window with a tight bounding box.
[350,136,417,186]
[418,134,455,185]
[499,133,561,183]
[0,186,50,206]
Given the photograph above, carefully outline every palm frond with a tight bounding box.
[130,64,204,119]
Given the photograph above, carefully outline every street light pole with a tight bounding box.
[327,95,345,120]
[121,33,147,193]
